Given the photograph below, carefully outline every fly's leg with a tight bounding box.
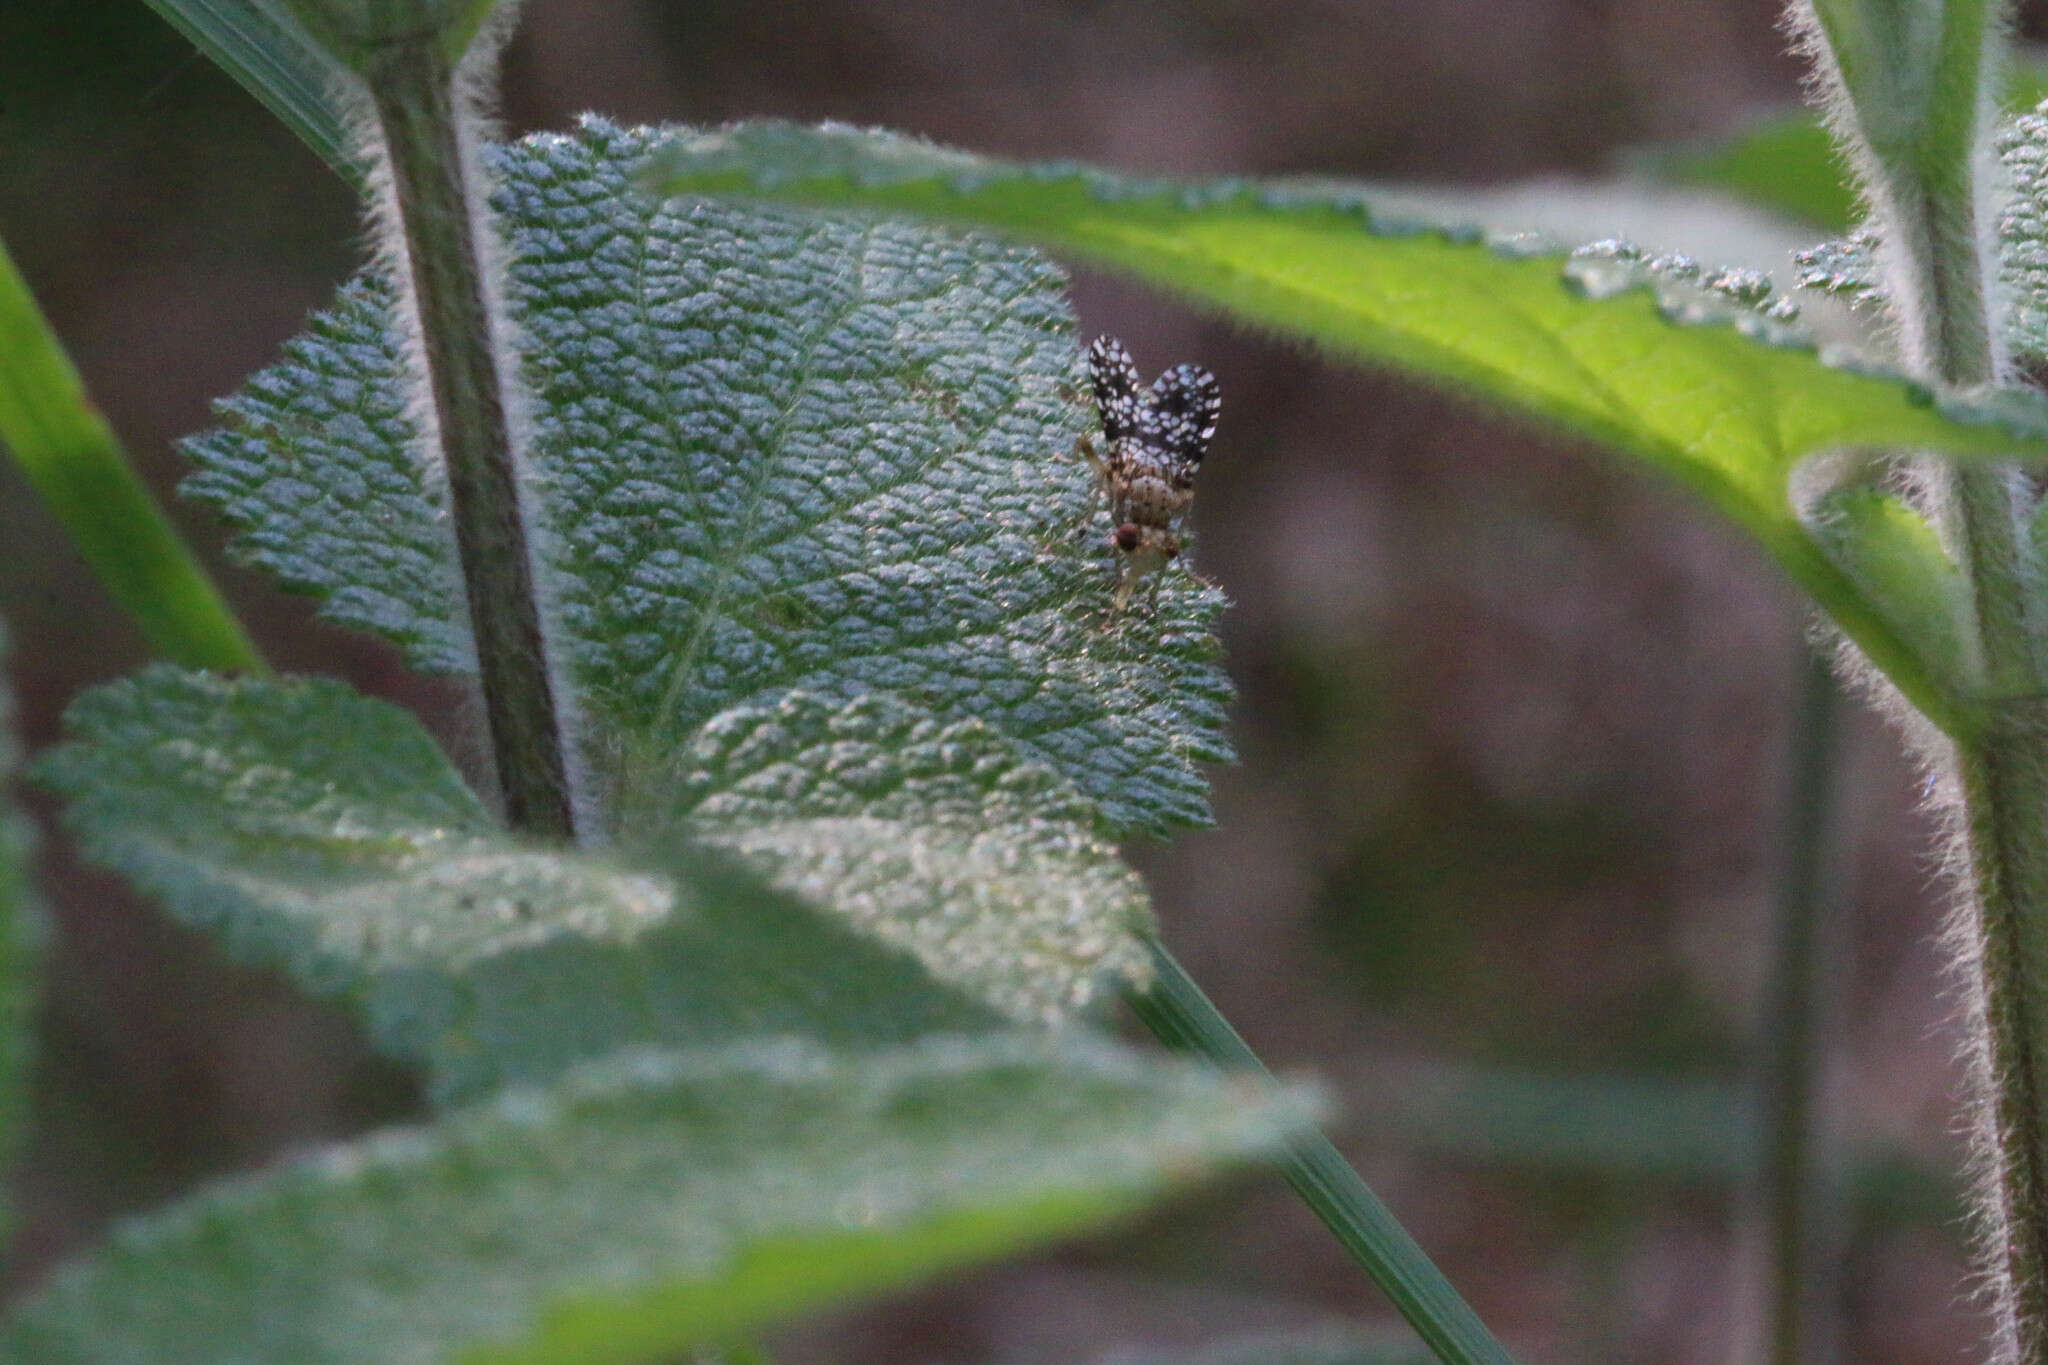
[1076,432,1104,478]
[1110,556,1138,617]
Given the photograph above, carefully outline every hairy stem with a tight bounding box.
[1904,131,2048,1362]
[1951,459,2048,1356]
[1128,935,1517,1365]
[362,38,576,840]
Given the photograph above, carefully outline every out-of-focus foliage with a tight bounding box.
[0,1035,1316,1365]
[38,667,1011,1103]
[0,622,40,1251]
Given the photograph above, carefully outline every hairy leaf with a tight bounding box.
[38,668,1008,1102]
[183,118,1229,837]
[1794,111,2048,365]
[0,1033,1317,1365]
[1793,230,1886,307]
[1798,483,1980,695]
[644,689,1152,1020]
[645,121,2048,735]
[2000,108,2048,362]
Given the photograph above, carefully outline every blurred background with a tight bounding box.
[0,1,2031,1360]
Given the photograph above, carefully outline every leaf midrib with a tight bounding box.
[647,219,884,743]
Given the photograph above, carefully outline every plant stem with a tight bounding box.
[1758,652,1843,1365]
[1902,139,2048,1361]
[362,38,576,841]
[1949,461,2048,1353]
[1127,934,1517,1365]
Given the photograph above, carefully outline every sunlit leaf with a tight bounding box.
[646,121,2048,734]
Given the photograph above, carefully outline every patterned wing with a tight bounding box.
[1087,336,1144,443]
[1144,363,1221,472]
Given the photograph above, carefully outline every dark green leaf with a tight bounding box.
[37,668,1001,1102]
[0,1034,1316,1365]
[183,118,1230,837]
[648,690,1151,1021]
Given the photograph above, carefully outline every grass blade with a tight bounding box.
[137,0,358,187]
[0,237,262,673]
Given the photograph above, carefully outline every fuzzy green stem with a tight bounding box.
[1950,457,2048,1355]
[1904,110,2048,1363]
[1127,935,1517,1365]
[362,39,575,841]
[1795,0,2048,1351]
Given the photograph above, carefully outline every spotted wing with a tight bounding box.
[1087,336,1145,443]
[1143,363,1221,476]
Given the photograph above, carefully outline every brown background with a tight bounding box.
[0,1,2028,1361]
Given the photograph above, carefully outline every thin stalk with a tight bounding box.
[1757,651,1844,1365]
[360,38,576,840]
[1127,934,1518,1365]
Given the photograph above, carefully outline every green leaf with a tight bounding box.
[0,233,262,673]
[1798,483,1980,694]
[1642,52,2048,231]
[175,121,1221,1023]
[138,0,358,186]
[0,1033,1317,1365]
[0,623,42,1251]
[38,667,1003,1103]
[1998,108,2048,361]
[183,118,1230,837]
[1793,108,2048,364]
[644,122,2048,737]
[1649,115,1860,231]
[648,690,1152,1021]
